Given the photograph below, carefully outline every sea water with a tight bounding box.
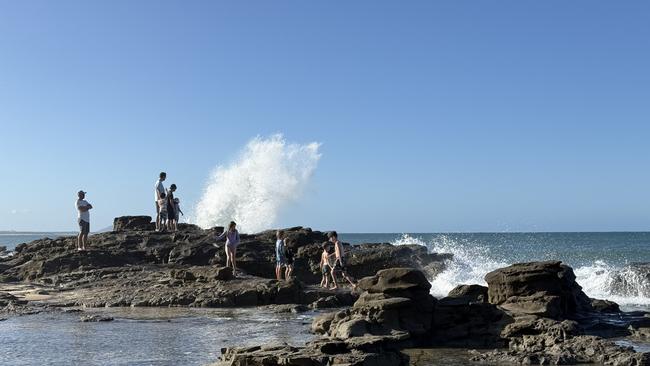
[342,232,650,310]
[0,308,314,366]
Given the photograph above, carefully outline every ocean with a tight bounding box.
[0,232,76,252]
[341,232,650,310]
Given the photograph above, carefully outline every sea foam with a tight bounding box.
[193,134,321,233]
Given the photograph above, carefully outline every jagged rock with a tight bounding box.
[169,269,196,281]
[0,291,27,306]
[485,261,593,319]
[591,298,621,313]
[310,295,343,309]
[320,268,436,343]
[447,284,488,303]
[213,266,234,281]
[357,267,431,297]
[432,296,511,348]
[112,216,154,231]
[471,335,650,365]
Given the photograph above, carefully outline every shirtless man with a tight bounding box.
[328,231,356,289]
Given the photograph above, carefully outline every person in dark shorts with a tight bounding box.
[275,230,286,280]
[284,240,295,279]
[75,190,93,251]
[328,231,356,289]
[166,184,177,231]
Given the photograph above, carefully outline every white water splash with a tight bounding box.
[391,233,427,246]
[574,261,650,308]
[425,235,508,297]
[193,134,321,233]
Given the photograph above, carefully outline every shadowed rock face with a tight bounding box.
[113,216,156,231]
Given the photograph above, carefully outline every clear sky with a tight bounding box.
[1,1,649,232]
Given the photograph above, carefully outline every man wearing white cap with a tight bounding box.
[76,190,93,251]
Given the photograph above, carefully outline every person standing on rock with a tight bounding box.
[275,230,286,280]
[215,221,240,277]
[75,190,92,251]
[157,192,169,231]
[154,172,166,231]
[328,231,356,289]
[319,243,332,288]
[284,240,294,280]
[166,184,177,232]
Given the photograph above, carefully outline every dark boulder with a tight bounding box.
[485,261,593,319]
[447,284,488,303]
[591,298,621,313]
[112,216,154,231]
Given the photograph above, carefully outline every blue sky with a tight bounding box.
[1,1,649,232]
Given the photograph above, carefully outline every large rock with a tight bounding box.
[112,216,154,231]
[432,296,511,348]
[357,267,431,297]
[446,284,488,303]
[318,268,436,344]
[484,261,592,319]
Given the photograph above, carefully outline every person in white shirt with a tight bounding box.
[76,190,93,251]
[154,172,166,231]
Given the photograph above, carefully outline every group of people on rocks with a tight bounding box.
[74,172,357,288]
[275,229,356,289]
[154,172,184,232]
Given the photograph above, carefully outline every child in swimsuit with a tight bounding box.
[320,242,332,288]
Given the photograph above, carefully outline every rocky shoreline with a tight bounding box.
[1,216,649,365]
[0,216,447,313]
[216,263,650,366]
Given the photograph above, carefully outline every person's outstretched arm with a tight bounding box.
[216,231,226,241]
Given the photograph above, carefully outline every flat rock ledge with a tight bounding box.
[213,262,650,366]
